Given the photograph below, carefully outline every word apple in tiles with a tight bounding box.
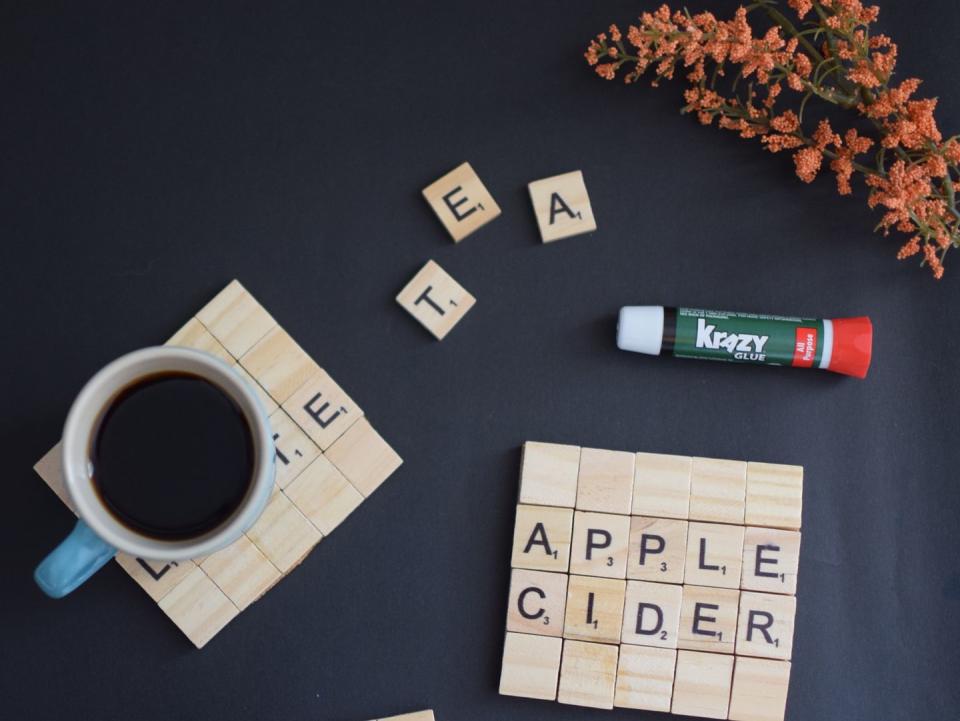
[422,161,501,242]
[528,170,597,243]
[396,260,476,340]
[499,441,802,721]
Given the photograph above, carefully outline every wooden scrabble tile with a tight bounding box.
[575,447,635,515]
[741,527,801,595]
[196,279,277,358]
[569,511,630,579]
[728,657,792,721]
[33,442,75,513]
[745,461,803,530]
[240,326,321,405]
[518,441,580,508]
[671,650,734,720]
[613,645,677,712]
[563,575,626,644]
[499,631,563,701]
[528,170,597,243]
[245,491,322,573]
[557,640,618,709]
[627,516,688,584]
[689,456,748,524]
[395,260,476,340]
[284,454,364,536]
[736,591,796,660]
[325,417,403,497]
[157,566,239,649]
[283,369,363,450]
[200,535,281,611]
[232,363,278,415]
[510,504,573,573]
[166,317,234,363]
[506,568,568,637]
[422,162,501,242]
[115,555,197,603]
[678,585,739,654]
[621,580,683,649]
[269,409,321,489]
[632,452,692,519]
[380,713,436,721]
[683,521,745,589]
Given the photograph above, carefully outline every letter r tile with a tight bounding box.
[422,161,501,242]
[396,260,476,340]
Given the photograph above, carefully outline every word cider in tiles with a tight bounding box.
[500,442,802,721]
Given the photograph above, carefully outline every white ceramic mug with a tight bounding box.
[34,347,276,597]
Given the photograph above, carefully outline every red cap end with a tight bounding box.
[829,316,873,379]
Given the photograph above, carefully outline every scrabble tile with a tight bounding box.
[241,326,321,405]
[741,527,801,595]
[510,504,573,573]
[557,640,618,709]
[563,575,626,644]
[728,657,792,721]
[166,317,234,363]
[632,452,691,519]
[518,441,580,508]
[678,585,739,653]
[232,363,278,415]
[745,461,803,530]
[689,456,748,524]
[395,260,476,340]
[381,713,435,721]
[325,417,403,497]
[283,369,363,450]
[627,516,688,584]
[196,279,276,358]
[671,650,734,719]
[613,645,677,712]
[621,580,683,649]
[422,162,501,242]
[528,170,597,243]
[245,491,322,573]
[736,591,796,660]
[115,555,197,602]
[575,447,635,515]
[506,568,568,637]
[683,521,745,589]
[269,409,321,489]
[33,442,75,513]
[157,567,239,649]
[569,511,630,579]
[284,455,364,536]
[200,535,281,611]
[499,632,563,701]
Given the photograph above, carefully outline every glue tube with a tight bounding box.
[617,306,872,378]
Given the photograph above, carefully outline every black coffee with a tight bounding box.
[91,372,254,540]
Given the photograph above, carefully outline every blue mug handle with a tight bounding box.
[34,519,117,598]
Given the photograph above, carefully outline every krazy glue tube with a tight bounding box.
[617,306,873,378]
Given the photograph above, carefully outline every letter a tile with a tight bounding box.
[396,260,476,340]
[422,161,501,242]
[528,170,597,243]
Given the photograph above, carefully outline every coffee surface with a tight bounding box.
[92,372,254,540]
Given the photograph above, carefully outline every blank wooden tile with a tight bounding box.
[519,441,580,508]
[506,568,568,637]
[196,279,277,358]
[422,162,501,242]
[283,368,362,450]
[245,491,322,573]
[499,631,563,701]
[563,575,626,644]
[575,448,635,515]
[683,521,745,589]
[284,454,364,536]
[232,363,278,414]
[200,535,281,611]
[627,516,688,584]
[166,317,234,363]
[240,326,321,405]
[746,461,803,530]
[511,504,573,573]
[269,408,321,489]
[736,591,796,660]
[395,260,476,340]
[614,645,677,712]
[632,452,691,519]
[689,456,747,524]
[729,657,792,721]
[528,170,597,243]
[741,527,801,595]
[569,511,630,579]
[325,417,403,497]
[157,567,239,649]
[621,580,682,649]
[557,640,618,709]
[380,712,435,721]
[33,442,75,513]
[671,650,734,719]
[678,585,739,654]
[115,555,197,603]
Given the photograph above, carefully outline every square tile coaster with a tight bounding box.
[33,280,402,648]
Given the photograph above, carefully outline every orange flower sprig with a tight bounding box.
[585,0,960,278]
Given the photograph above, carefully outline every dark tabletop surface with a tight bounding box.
[3,2,958,720]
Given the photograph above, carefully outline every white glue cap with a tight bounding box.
[617,306,664,355]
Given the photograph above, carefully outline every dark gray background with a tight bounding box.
[3,2,958,720]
